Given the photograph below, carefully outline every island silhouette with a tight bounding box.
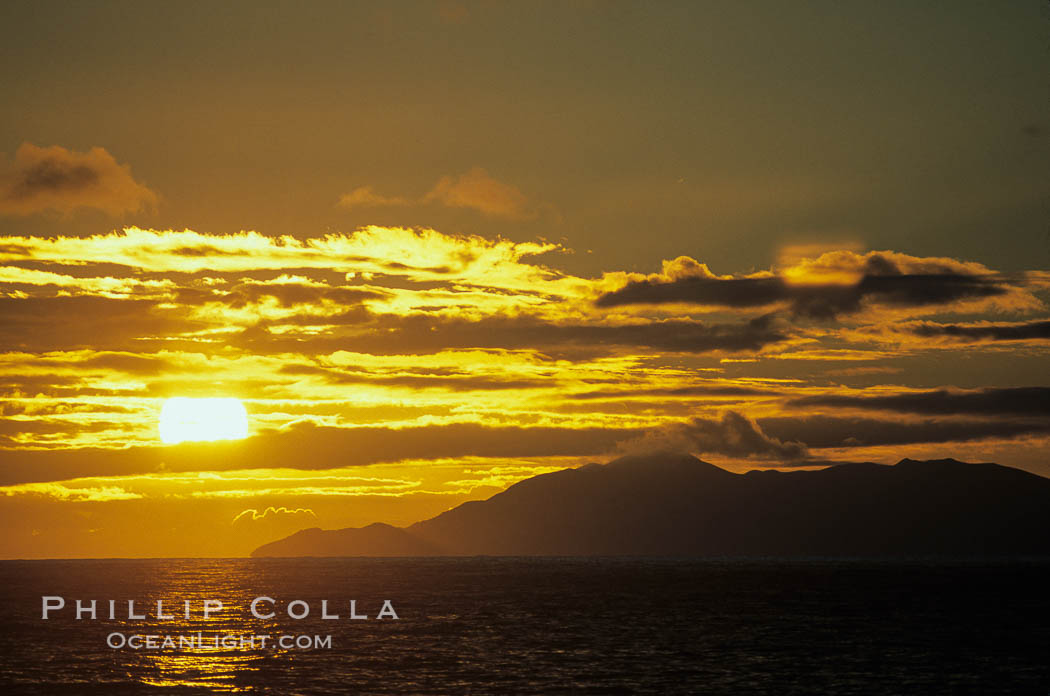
[252,454,1050,558]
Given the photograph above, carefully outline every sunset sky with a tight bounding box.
[1,0,1048,558]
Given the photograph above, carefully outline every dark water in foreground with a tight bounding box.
[0,558,1047,694]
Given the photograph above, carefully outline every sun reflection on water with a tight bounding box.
[111,560,277,692]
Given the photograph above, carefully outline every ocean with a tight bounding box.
[0,558,1047,694]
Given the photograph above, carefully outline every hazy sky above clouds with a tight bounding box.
[2,0,1046,274]
[0,1,1048,558]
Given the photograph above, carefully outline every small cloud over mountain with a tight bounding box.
[232,506,317,524]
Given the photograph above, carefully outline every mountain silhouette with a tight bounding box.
[251,454,1050,557]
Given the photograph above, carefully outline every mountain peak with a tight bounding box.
[602,451,731,475]
[896,457,972,466]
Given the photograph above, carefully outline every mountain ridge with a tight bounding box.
[250,454,1050,558]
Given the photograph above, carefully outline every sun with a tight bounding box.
[159,397,250,444]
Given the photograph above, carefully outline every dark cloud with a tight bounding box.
[0,374,145,399]
[237,313,790,356]
[268,307,373,327]
[855,273,1005,306]
[78,352,173,374]
[224,282,388,309]
[0,374,83,395]
[8,160,98,198]
[169,245,242,257]
[598,275,787,309]
[0,143,157,216]
[382,261,455,274]
[0,401,136,417]
[597,273,1006,319]
[568,385,778,400]
[172,281,386,310]
[756,415,1050,449]
[0,416,135,444]
[790,387,1050,417]
[279,364,551,392]
[0,296,204,351]
[0,421,643,486]
[905,320,1050,342]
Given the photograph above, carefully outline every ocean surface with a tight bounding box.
[0,558,1047,694]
